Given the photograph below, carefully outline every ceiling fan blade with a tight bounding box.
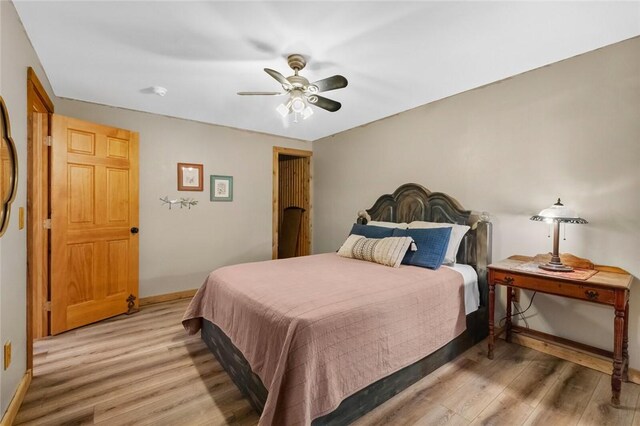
[308,95,341,112]
[310,75,348,93]
[264,68,292,89]
[237,91,284,96]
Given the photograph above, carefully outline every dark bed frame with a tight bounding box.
[201,183,492,425]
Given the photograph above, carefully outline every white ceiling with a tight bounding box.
[14,1,640,141]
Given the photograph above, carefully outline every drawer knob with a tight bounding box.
[503,276,514,285]
[585,290,599,300]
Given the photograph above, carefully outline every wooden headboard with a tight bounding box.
[356,183,492,307]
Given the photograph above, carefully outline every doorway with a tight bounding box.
[26,69,140,371]
[272,147,312,259]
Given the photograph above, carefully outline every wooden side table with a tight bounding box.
[488,255,633,406]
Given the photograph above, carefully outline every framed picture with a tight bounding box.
[210,175,233,202]
[177,163,203,191]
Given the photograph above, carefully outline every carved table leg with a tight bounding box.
[488,282,495,359]
[611,305,625,406]
[506,286,513,343]
[622,299,629,382]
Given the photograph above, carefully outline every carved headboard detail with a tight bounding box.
[356,183,492,307]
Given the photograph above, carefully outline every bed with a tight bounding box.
[183,183,492,425]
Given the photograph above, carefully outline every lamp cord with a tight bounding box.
[511,301,528,328]
[498,291,538,328]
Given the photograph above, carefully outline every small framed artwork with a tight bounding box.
[210,175,233,202]
[177,163,203,191]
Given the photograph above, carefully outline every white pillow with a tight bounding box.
[338,235,413,268]
[337,234,365,258]
[407,221,470,265]
[366,220,409,229]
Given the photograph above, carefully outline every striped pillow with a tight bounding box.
[338,235,413,268]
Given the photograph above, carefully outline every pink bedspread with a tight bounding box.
[183,253,466,425]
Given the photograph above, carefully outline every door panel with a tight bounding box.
[68,129,95,155]
[68,165,95,224]
[68,242,95,304]
[106,168,129,223]
[107,240,129,295]
[51,115,139,334]
[107,137,129,159]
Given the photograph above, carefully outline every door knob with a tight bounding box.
[131,227,139,234]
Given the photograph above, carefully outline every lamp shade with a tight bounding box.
[530,198,587,224]
[276,103,290,117]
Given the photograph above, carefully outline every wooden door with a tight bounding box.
[51,115,139,334]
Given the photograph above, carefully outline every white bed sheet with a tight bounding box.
[444,264,480,315]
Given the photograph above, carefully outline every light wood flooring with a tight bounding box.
[16,299,640,425]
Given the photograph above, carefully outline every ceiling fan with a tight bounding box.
[238,54,348,120]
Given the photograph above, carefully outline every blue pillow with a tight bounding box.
[349,223,395,239]
[392,227,452,269]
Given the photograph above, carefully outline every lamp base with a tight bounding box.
[539,263,574,272]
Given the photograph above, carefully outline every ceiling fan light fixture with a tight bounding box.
[276,103,290,117]
[302,106,314,120]
[291,97,306,114]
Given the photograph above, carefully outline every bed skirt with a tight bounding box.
[200,307,488,425]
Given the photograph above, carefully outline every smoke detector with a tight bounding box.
[152,86,168,97]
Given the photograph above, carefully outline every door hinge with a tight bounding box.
[43,301,51,312]
[43,219,51,229]
[45,136,52,146]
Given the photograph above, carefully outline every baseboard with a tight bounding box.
[0,369,32,426]
[504,330,640,385]
[139,289,197,307]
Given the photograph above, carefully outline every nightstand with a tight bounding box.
[487,255,633,406]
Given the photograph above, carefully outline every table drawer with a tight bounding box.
[491,270,616,305]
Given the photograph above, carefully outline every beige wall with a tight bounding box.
[56,99,310,298]
[0,1,56,415]
[313,37,640,368]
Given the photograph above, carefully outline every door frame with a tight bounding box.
[26,68,54,369]
[272,147,312,259]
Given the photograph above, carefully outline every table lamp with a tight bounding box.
[530,198,587,272]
